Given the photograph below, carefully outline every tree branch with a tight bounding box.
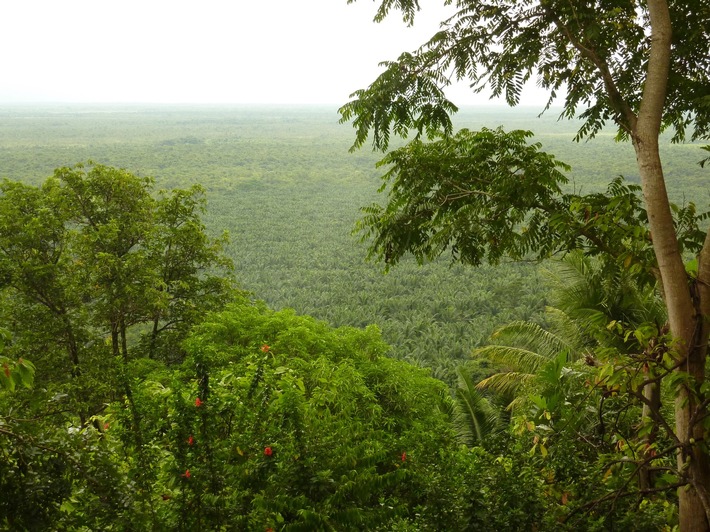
[539,2,637,133]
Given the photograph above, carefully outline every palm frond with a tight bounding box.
[452,366,501,447]
[476,371,536,397]
[488,320,574,360]
[473,344,557,374]
[541,306,589,358]
[505,395,528,412]
[550,251,666,331]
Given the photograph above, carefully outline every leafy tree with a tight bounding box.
[551,253,669,491]
[0,163,236,398]
[143,185,234,361]
[478,253,675,495]
[0,179,86,376]
[1,300,486,530]
[0,163,236,530]
[59,162,158,361]
[341,1,710,528]
[170,302,473,530]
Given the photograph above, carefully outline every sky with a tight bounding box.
[0,0,548,106]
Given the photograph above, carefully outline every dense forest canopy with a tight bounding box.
[0,6,705,531]
[341,0,710,529]
[0,95,707,532]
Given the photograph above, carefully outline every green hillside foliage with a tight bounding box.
[1,105,704,383]
[0,105,705,529]
[1,299,553,530]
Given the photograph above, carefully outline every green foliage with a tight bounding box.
[0,329,35,392]
[0,105,705,380]
[356,127,571,267]
[547,253,667,350]
[355,125,706,285]
[474,309,587,409]
[471,253,682,529]
[0,398,136,530]
[340,5,710,522]
[339,51,458,152]
[451,366,502,447]
[0,356,35,392]
[0,162,236,381]
[165,302,468,530]
[341,0,710,146]
[0,105,706,529]
[0,300,492,530]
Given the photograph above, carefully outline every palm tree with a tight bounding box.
[473,307,591,411]
[548,253,668,483]
[450,366,502,447]
[473,252,666,408]
[548,252,666,351]
[471,251,668,488]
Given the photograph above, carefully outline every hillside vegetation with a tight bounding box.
[1,105,704,380]
[0,105,707,529]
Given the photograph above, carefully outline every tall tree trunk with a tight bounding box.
[639,382,660,490]
[637,1,710,529]
[634,137,710,531]
[60,311,81,377]
[694,234,710,525]
[120,316,128,362]
[149,315,160,360]
[111,322,120,359]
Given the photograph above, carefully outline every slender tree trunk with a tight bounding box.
[120,316,128,361]
[694,232,710,526]
[639,382,660,490]
[637,138,710,532]
[636,2,710,529]
[111,322,120,359]
[149,315,160,359]
[60,311,81,377]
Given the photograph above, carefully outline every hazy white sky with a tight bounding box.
[0,0,547,106]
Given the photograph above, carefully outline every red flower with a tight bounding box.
[188,435,195,446]
[261,344,270,353]
[401,452,407,462]
[103,422,110,431]
[195,397,203,407]
[182,469,191,478]
[264,446,273,457]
